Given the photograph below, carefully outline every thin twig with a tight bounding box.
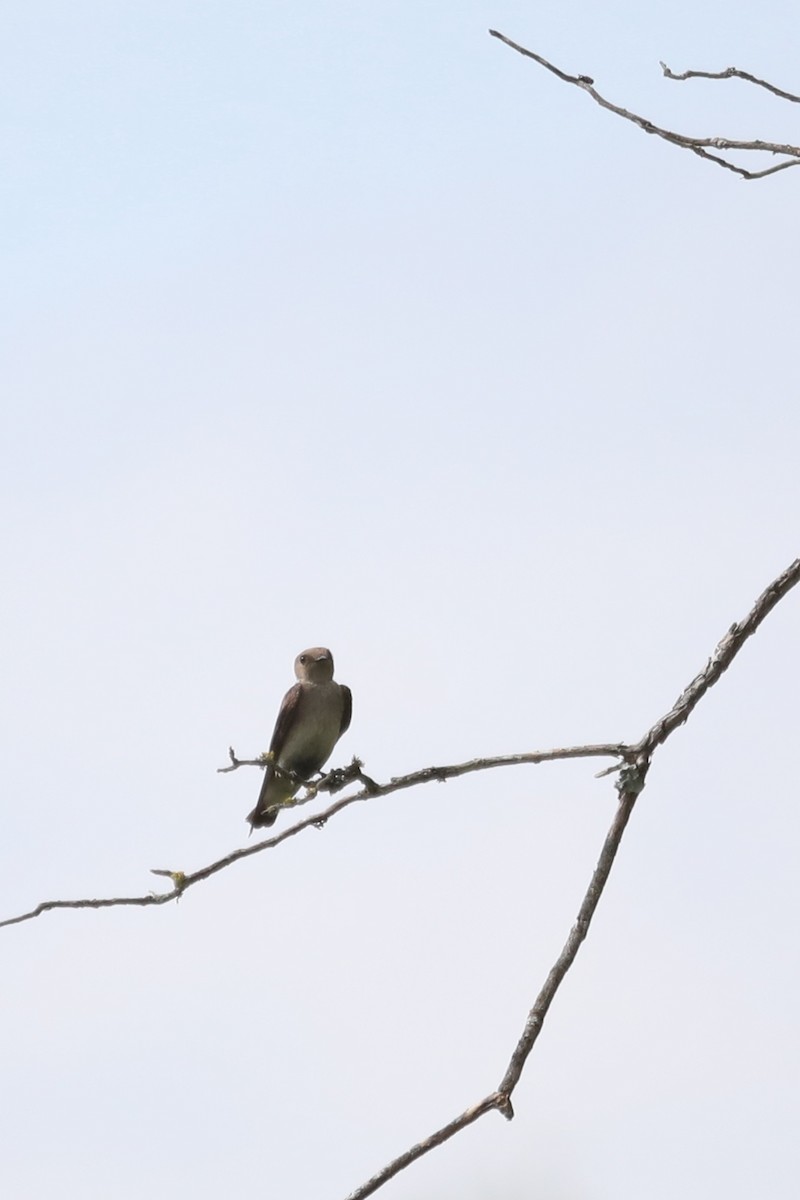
[489,29,800,180]
[217,747,270,774]
[660,61,800,104]
[0,744,626,931]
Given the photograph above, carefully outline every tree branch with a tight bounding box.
[632,558,800,757]
[0,744,626,931]
[343,1094,504,1200]
[496,764,646,1102]
[344,767,648,1200]
[489,29,800,180]
[660,61,800,104]
[6,558,799,1197]
[342,557,800,1197]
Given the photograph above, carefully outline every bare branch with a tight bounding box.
[343,558,800,1197]
[0,889,182,929]
[0,744,626,931]
[489,29,800,180]
[633,557,800,757]
[216,746,269,774]
[497,763,646,1100]
[346,763,652,1199]
[6,557,800,1196]
[343,1094,504,1200]
[660,61,800,104]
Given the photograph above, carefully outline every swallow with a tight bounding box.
[247,647,352,829]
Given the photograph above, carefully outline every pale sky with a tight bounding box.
[2,3,799,1198]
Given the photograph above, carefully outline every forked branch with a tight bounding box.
[3,559,798,1200]
[343,557,800,1198]
[0,743,627,930]
[489,29,800,179]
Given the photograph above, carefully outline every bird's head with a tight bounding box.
[294,646,335,683]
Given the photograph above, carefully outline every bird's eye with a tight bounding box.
[299,654,307,664]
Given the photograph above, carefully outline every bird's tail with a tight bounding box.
[247,763,295,830]
[246,803,279,831]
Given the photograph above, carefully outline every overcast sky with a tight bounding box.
[3,3,799,1198]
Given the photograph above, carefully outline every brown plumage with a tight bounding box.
[247,647,352,830]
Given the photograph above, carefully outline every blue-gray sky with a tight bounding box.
[3,3,799,1197]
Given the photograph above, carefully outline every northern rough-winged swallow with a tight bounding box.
[246,647,352,830]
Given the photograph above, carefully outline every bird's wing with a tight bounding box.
[269,682,305,755]
[339,685,353,737]
[247,683,306,829]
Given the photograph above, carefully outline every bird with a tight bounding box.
[247,647,352,830]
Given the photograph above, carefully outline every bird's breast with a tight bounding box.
[277,681,345,776]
